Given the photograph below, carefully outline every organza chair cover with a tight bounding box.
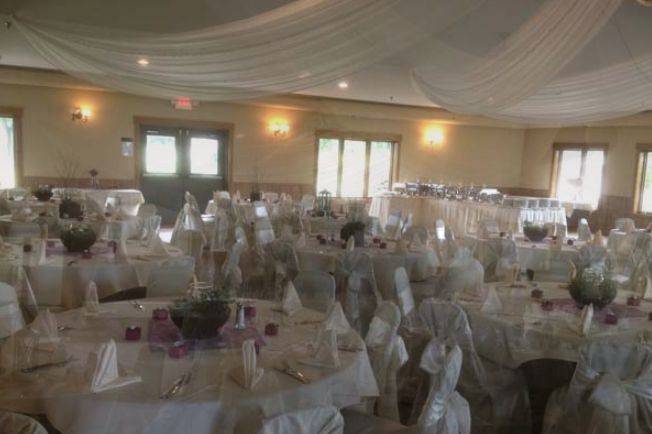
[385,211,403,241]
[293,271,336,314]
[418,299,531,434]
[543,341,652,434]
[417,342,471,434]
[259,240,301,300]
[219,241,245,296]
[256,406,344,434]
[365,301,409,421]
[335,251,381,336]
[262,192,279,203]
[0,282,26,338]
[173,229,206,273]
[0,411,47,434]
[438,248,484,300]
[170,203,205,246]
[477,238,518,282]
[577,218,592,242]
[394,267,418,328]
[0,263,38,325]
[574,244,609,273]
[211,207,231,252]
[140,214,162,243]
[372,254,407,302]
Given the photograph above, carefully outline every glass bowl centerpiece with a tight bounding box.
[523,221,547,242]
[33,185,53,202]
[169,288,232,340]
[60,225,97,252]
[569,268,617,309]
[340,221,366,247]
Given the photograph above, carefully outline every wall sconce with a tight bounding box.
[425,126,444,147]
[268,119,290,137]
[72,106,92,123]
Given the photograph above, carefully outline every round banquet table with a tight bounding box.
[467,236,582,280]
[297,237,435,300]
[8,240,193,308]
[0,298,378,434]
[0,198,59,217]
[457,281,652,369]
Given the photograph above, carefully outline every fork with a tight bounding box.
[131,300,144,311]
[160,371,193,399]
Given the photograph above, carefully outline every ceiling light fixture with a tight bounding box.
[137,58,149,66]
[338,81,349,89]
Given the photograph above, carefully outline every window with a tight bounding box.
[145,134,177,174]
[0,116,15,189]
[315,132,398,197]
[190,137,219,175]
[635,145,652,213]
[551,144,606,208]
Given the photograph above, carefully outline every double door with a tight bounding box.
[139,125,228,224]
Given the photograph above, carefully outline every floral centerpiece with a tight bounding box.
[340,221,366,247]
[33,185,53,202]
[569,268,617,309]
[60,225,97,252]
[169,288,232,340]
[523,221,547,242]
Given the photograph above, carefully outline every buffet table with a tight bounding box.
[369,196,566,235]
[0,299,378,434]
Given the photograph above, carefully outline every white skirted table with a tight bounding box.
[53,189,145,216]
[7,240,193,308]
[458,282,652,369]
[0,199,59,217]
[0,298,378,434]
[369,196,567,235]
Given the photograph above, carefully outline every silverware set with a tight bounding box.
[21,356,74,373]
[275,366,310,384]
[57,325,73,333]
[130,300,144,311]
[160,370,193,399]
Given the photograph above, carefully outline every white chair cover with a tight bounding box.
[335,251,381,337]
[0,411,47,434]
[439,248,484,299]
[173,229,206,273]
[477,238,518,282]
[293,270,336,313]
[575,244,609,273]
[418,299,531,434]
[543,342,652,434]
[394,267,417,327]
[170,202,205,246]
[260,240,300,299]
[365,301,409,421]
[577,218,592,242]
[300,194,316,214]
[257,406,344,434]
[385,211,403,241]
[262,192,279,203]
[220,241,245,296]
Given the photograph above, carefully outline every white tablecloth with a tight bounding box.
[468,236,581,280]
[54,189,145,216]
[369,196,567,235]
[0,299,378,434]
[0,199,59,217]
[458,282,652,368]
[7,240,193,308]
[297,237,434,301]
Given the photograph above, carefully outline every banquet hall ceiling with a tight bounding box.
[0,0,651,111]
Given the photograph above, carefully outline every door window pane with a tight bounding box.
[368,141,392,195]
[641,152,652,213]
[556,150,582,203]
[341,140,366,197]
[0,117,15,188]
[145,134,177,174]
[316,138,339,195]
[190,137,219,175]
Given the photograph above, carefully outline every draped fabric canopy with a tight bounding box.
[9,0,652,124]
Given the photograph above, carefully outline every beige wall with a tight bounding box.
[521,126,652,197]
[0,79,526,191]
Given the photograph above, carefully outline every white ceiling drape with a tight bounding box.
[11,0,483,101]
[10,0,652,124]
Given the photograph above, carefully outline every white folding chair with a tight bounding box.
[293,270,336,313]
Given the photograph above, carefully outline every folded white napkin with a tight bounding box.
[300,328,340,368]
[30,309,59,342]
[346,236,355,251]
[481,287,503,314]
[324,302,351,335]
[294,232,306,249]
[84,281,100,314]
[86,339,141,393]
[115,237,129,260]
[231,339,264,390]
[36,240,47,265]
[149,235,172,257]
[281,281,303,317]
[579,304,593,336]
